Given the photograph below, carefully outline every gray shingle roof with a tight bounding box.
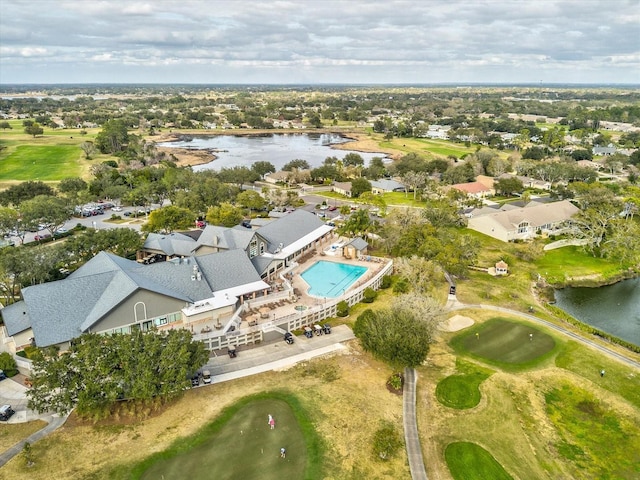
[9,250,265,347]
[143,232,199,257]
[1,301,31,336]
[257,210,325,253]
[346,237,368,250]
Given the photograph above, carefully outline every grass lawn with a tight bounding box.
[137,394,310,480]
[444,442,513,480]
[450,318,557,370]
[435,359,493,409]
[0,420,48,451]
[555,340,640,409]
[545,382,640,479]
[533,246,624,285]
[0,144,83,181]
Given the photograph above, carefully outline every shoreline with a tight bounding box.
[150,128,403,167]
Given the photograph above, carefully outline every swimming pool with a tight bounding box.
[300,261,367,298]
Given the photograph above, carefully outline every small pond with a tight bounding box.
[554,277,640,346]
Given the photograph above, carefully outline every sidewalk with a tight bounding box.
[204,324,355,383]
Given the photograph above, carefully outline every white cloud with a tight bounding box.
[0,0,637,84]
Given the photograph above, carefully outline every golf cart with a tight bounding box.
[304,326,313,338]
[314,324,323,336]
[228,346,237,358]
[0,404,15,421]
[322,324,332,334]
[202,370,212,384]
[284,332,295,344]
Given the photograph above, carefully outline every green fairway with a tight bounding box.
[0,144,82,180]
[435,360,493,409]
[545,383,640,479]
[450,318,557,369]
[445,442,513,480]
[136,393,318,480]
[555,340,640,409]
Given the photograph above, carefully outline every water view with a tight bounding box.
[158,133,389,171]
[554,277,640,346]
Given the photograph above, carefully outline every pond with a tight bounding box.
[554,277,640,346]
[158,132,390,171]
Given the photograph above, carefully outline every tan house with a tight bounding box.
[332,182,353,197]
[450,181,494,199]
[467,200,580,242]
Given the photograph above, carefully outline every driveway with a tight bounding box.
[0,377,37,424]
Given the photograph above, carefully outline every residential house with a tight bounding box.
[593,145,617,156]
[332,182,353,197]
[370,179,405,194]
[467,199,579,242]
[449,181,494,199]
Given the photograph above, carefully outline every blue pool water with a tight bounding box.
[301,261,367,298]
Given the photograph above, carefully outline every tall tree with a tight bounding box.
[206,202,244,227]
[19,195,73,236]
[354,308,432,369]
[95,119,129,154]
[24,122,43,137]
[27,330,208,418]
[142,206,196,233]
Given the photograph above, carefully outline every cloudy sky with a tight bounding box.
[0,0,638,85]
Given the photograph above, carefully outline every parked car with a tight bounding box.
[241,220,252,229]
[112,206,123,212]
[123,211,132,217]
[0,370,7,381]
[0,404,15,421]
[328,205,337,211]
[202,370,212,384]
[34,233,51,241]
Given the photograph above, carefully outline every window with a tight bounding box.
[249,239,258,257]
[517,222,529,234]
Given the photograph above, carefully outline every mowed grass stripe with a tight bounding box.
[0,144,82,180]
[450,318,557,370]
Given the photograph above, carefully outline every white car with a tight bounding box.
[112,206,123,212]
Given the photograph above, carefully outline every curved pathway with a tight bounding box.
[0,414,69,468]
[403,367,428,480]
[448,301,640,369]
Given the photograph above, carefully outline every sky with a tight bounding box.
[0,0,638,85]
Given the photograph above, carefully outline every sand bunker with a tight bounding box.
[440,314,475,332]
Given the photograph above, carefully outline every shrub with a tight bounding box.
[393,278,409,293]
[336,300,350,317]
[362,287,377,303]
[380,275,392,289]
[0,351,19,377]
[372,421,403,460]
[387,372,403,391]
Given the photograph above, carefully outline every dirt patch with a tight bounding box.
[440,314,475,332]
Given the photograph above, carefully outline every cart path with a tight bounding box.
[0,413,69,468]
[403,367,428,480]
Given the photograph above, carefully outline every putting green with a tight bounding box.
[436,360,493,409]
[140,398,307,480]
[445,442,513,480]
[451,318,556,368]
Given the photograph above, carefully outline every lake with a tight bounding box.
[554,277,640,346]
[158,133,390,171]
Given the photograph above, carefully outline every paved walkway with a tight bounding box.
[403,367,428,480]
[0,413,68,468]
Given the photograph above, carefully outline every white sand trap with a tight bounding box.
[440,314,475,332]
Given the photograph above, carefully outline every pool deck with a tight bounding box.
[233,243,388,331]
